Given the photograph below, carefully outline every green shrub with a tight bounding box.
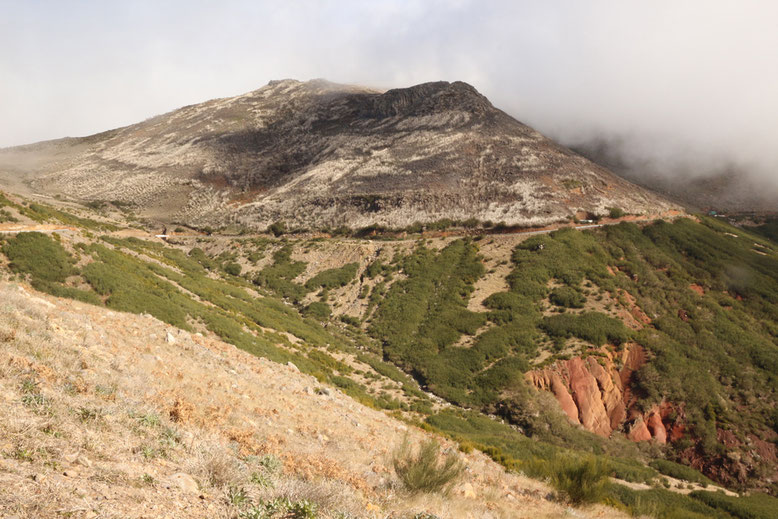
[305,263,358,290]
[339,314,361,327]
[548,456,610,505]
[254,245,307,301]
[392,437,464,494]
[0,208,18,223]
[241,497,318,519]
[302,302,331,320]
[549,286,586,308]
[268,221,286,237]
[608,207,625,219]
[223,262,242,276]
[607,484,729,519]
[189,247,218,270]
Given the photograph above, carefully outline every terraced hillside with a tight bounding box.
[1,190,778,519]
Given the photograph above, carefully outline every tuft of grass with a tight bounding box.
[548,456,610,505]
[241,497,318,519]
[258,454,283,474]
[76,406,100,422]
[392,436,464,495]
[227,485,250,507]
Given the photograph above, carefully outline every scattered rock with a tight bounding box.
[166,332,176,344]
[64,452,79,464]
[167,472,199,494]
[286,361,299,372]
[460,481,477,499]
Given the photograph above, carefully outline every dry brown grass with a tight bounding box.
[0,281,630,518]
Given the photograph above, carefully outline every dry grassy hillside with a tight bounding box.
[0,281,627,519]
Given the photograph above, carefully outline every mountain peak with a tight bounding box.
[361,80,492,118]
[0,79,677,229]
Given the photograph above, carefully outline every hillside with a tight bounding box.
[2,191,778,519]
[0,79,675,230]
[1,282,591,518]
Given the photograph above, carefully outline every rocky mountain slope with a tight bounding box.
[0,79,675,230]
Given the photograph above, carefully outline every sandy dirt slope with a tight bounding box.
[0,282,628,518]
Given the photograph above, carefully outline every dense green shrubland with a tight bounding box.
[549,286,586,308]
[0,232,101,303]
[253,244,308,301]
[540,312,631,346]
[690,491,778,519]
[2,232,77,283]
[369,239,492,403]
[305,262,358,290]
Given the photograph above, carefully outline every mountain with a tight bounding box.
[0,79,676,229]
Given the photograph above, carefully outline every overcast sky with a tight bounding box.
[1,0,776,185]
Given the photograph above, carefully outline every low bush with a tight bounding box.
[305,262,358,290]
[0,208,18,223]
[548,456,611,505]
[254,245,307,301]
[223,262,242,276]
[302,301,331,321]
[392,436,464,494]
[549,286,586,308]
[267,221,286,237]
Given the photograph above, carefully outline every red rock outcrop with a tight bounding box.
[527,344,674,443]
[628,416,652,442]
[647,410,667,444]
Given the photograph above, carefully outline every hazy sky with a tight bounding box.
[1,1,776,185]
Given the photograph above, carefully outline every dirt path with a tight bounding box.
[0,223,77,234]
[610,477,738,497]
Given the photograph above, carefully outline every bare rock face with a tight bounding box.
[586,356,627,431]
[0,79,676,229]
[628,416,653,442]
[647,410,667,444]
[527,344,674,443]
[567,357,611,437]
[550,373,580,425]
